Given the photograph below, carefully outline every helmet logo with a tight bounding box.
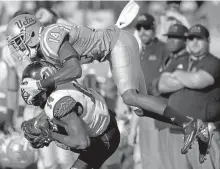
[15,16,37,30]
[40,67,54,79]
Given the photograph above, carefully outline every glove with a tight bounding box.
[21,112,52,149]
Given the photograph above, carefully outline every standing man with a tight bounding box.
[130,13,169,169]
[153,23,190,169]
[157,24,220,168]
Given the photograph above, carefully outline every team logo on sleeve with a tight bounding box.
[40,67,55,79]
[53,96,77,119]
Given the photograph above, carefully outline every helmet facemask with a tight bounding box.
[7,30,39,61]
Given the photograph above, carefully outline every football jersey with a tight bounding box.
[40,23,120,66]
[44,81,110,137]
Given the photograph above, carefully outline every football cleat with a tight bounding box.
[197,122,215,164]
[181,119,204,154]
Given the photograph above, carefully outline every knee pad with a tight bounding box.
[121,89,138,106]
[134,108,144,116]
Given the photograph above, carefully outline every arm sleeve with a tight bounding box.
[197,55,220,79]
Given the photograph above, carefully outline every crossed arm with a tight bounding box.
[158,69,214,94]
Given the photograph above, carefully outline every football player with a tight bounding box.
[21,61,120,169]
[6,13,207,154]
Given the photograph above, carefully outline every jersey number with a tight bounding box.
[49,32,61,43]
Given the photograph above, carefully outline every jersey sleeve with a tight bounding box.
[44,90,77,119]
[40,24,71,65]
[44,88,88,120]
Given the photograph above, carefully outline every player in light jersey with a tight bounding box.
[21,61,120,169]
[6,13,209,154]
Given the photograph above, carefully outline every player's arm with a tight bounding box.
[49,103,90,150]
[39,41,82,88]
[157,72,184,93]
[172,69,214,89]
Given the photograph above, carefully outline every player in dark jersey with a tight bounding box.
[21,61,120,169]
[6,13,209,154]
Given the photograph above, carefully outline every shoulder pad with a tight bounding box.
[44,90,77,119]
[40,24,71,65]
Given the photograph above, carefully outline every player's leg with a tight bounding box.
[56,145,79,169]
[38,142,58,169]
[109,30,190,125]
[70,113,120,169]
[109,29,204,154]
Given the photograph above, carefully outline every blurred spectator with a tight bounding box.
[196,2,220,58]
[83,73,99,89]
[157,24,220,169]
[166,1,181,12]
[158,5,190,42]
[0,52,8,133]
[101,77,117,112]
[131,13,169,169]
[180,0,198,26]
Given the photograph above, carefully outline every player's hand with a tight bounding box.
[21,112,52,149]
[20,78,44,103]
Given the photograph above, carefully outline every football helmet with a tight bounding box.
[21,61,57,106]
[6,14,42,61]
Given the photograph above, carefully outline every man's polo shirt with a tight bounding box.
[168,53,220,121]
